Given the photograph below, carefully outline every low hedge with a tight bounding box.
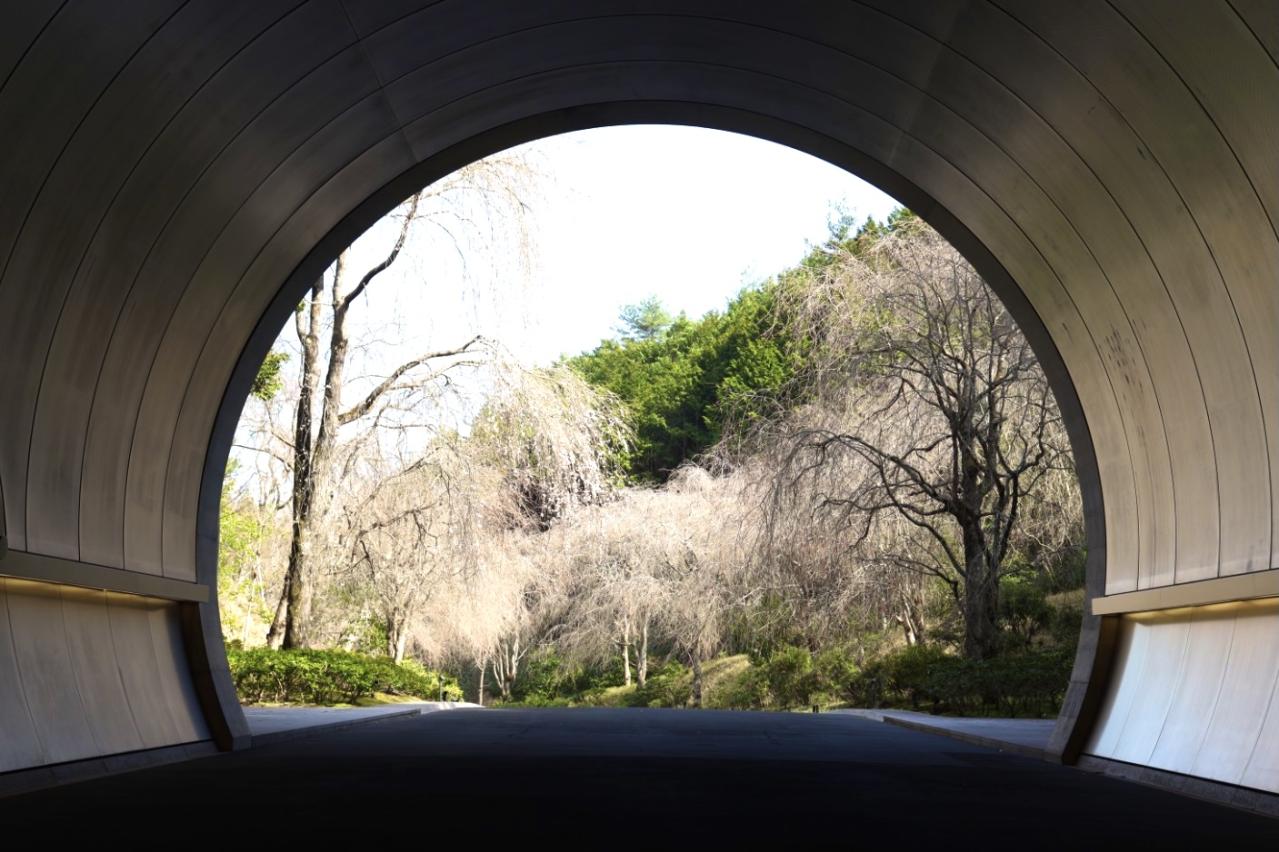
[845,644,1072,718]
[227,645,462,706]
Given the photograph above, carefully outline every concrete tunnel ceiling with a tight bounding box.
[0,1,1276,793]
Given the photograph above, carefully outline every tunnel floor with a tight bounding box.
[2,708,1273,843]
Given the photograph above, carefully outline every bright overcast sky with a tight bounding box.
[236,126,903,482]
[331,124,901,372]
[519,125,900,362]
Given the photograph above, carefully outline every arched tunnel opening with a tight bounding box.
[215,123,1090,730]
[0,1,1274,830]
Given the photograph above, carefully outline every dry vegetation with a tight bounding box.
[221,176,1084,711]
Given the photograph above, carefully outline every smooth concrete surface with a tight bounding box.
[0,703,463,799]
[0,577,208,773]
[836,709,1055,759]
[1085,599,1279,792]
[1,709,1274,842]
[0,1,1276,786]
[244,702,477,743]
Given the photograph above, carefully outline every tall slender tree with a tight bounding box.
[258,153,540,649]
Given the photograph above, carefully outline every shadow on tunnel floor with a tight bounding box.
[1,708,1274,844]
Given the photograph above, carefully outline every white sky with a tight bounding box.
[235,126,901,484]
[329,125,900,370]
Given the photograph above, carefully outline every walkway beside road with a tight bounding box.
[833,709,1055,759]
[244,702,476,744]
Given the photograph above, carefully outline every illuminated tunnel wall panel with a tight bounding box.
[0,579,208,773]
[1085,601,1279,793]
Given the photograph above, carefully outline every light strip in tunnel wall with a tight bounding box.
[1091,568,1279,615]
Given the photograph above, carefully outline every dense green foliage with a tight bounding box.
[566,210,924,481]
[228,645,462,705]
[249,349,289,401]
[840,645,1073,718]
[568,285,801,480]
[217,461,275,645]
[494,643,1071,718]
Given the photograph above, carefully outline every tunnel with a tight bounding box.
[0,1,1276,800]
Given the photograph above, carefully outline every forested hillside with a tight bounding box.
[222,205,1086,715]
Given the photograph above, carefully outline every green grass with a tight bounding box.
[699,655,753,708]
[513,654,755,709]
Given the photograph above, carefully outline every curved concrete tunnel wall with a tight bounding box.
[0,1,1275,791]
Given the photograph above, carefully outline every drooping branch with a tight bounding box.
[338,336,485,426]
[337,192,421,316]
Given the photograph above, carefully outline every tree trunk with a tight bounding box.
[504,636,520,699]
[282,523,317,649]
[895,585,924,647]
[690,652,703,708]
[489,657,504,701]
[621,619,632,687]
[269,275,324,650]
[275,225,418,650]
[490,636,520,701]
[476,660,486,707]
[492,657,513,701]
[895,613,919,647]
[265,570,291,649]
[388,617,409,664]
[961,528,1000,660]
[636,619,649,687]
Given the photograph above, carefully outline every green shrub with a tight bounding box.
[509,693,574,708]
[999,575,1054,650]
[811,646,859,707]
[227,646,462,705]
[883,644,953,710]
[714,664,769,710]
[971,648,1073,717]
[629,660,692,707]
[1046,588,1085,647]
[714,646,856,710]
[503,651,630,706]
[839,643,1071,718]
[757,645,817,709]
[509,652,565,703]
[844,659,891,708]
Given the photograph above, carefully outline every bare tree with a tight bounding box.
[469,361,633,530]
[250,153,540,649]
[346,441,513,663]
[464,531,554,703]
[265,228,486,648]
[553,488,671,687]
[760,216,1076,660]
[315,361,632,696]
[545,463,771,704]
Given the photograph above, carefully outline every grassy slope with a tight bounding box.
[575,654,753,709]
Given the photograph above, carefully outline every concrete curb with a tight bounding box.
[250,702,482,747]
[874,714,1052,762]
[250,707,425,747]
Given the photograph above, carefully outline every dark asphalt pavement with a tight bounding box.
[2,708,1274,845]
